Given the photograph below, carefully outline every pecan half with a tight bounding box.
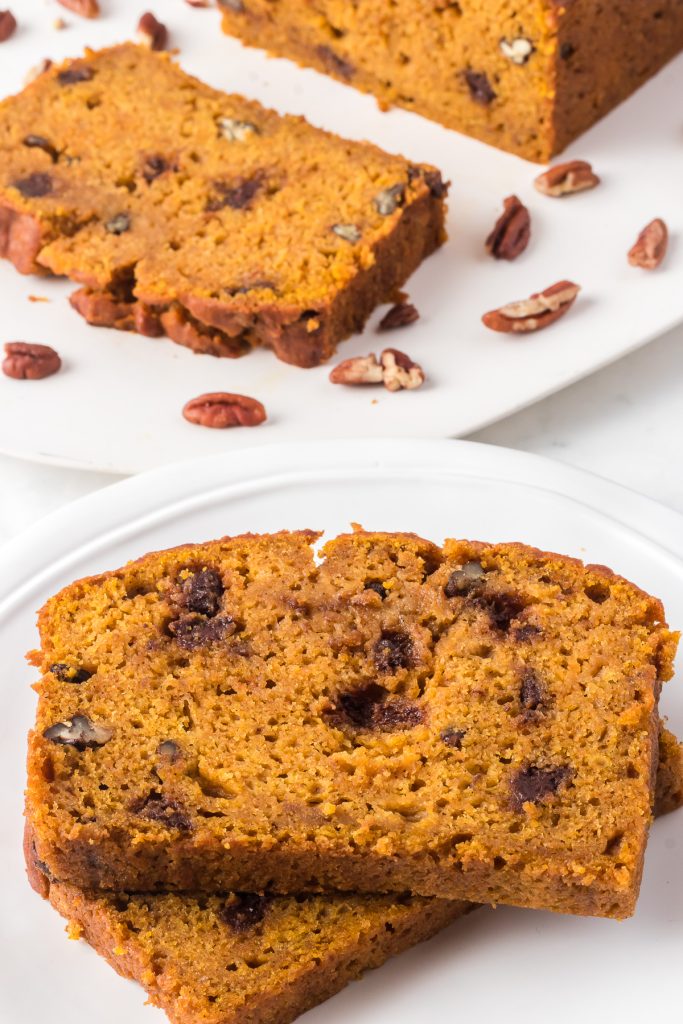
[533,160,599,197]
[482,281,580,333]
[485,195,531,260]
[57,0,99,16]
[378,302,419,331]
[380,348,425,391]
[0,9,17,41]
[627,218,668,270]
[137,11,168,50]
[183,392,266,429]
[2,342,61,380]
[329,354,384,386]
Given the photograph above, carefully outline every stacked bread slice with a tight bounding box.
[25,530,683,1023]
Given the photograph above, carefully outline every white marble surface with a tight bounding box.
[1,319,683,546]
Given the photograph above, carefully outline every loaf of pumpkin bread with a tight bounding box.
[217,0,683,162]
[26,530,678,918]
[0,45,446,368]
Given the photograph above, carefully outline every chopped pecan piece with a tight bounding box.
[330,349,424,390]
[499,37,534,64]
[533,160,600,197]
[374,184,405,216]
[332,223,361,244]
[329,354,384,386]
[627,218,668,270]
[485,195,531,260]
[482,281,580,333]
[380,348,424,391]
[43,715,112,749]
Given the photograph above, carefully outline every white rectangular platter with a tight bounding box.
[0,0,681,473]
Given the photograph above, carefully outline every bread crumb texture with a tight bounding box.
[26,530,678,917]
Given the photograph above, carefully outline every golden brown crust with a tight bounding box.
[26,530,677,918]
[0,45,447,368]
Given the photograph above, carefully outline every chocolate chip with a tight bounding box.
[560,42,575,60]
[218,116,259,141]
[374,629,415,672]
[131,792,192,830]
[221,893,270,933]
[510,764,571,811]
[23,135,59,162]
[441,727,465,749]
[332,223,361,243]
[12,172,53,197]
[157,740,181,761]
[57,65,94,85]
[168,613,237,650]
[477,591,526,632]
[50,662,92,684]
[330,683,423,732]
[43,715,113,750]
[33,855,53,880]
[444,560,486,597]
[464,70,496,105]
[316,44,354,79]
[105,213,130,235]
[374,184,405,216]
[379,303,419,331]
[206,175,262,212]
[365,580,388,599]
[519,669,546,714]
[181,568,224,617]
[142,155,171,183]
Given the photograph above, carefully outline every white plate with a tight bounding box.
[0,1,682,473]
[0,438,681,1023]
